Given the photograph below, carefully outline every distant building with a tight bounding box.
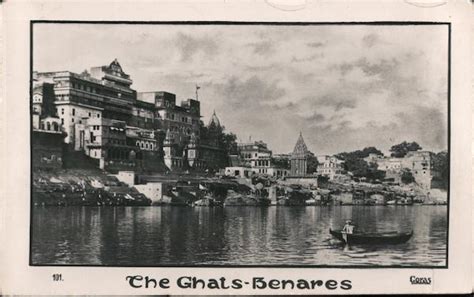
[316,155,344,180]
[238,140,272,174]
[236,140,289,178]
[365,151,434,189]
[402,151,434,189]
[289,132,314,176]
[163,111,228,172]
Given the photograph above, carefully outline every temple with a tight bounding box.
[290,132,313,176]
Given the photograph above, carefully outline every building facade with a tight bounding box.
[365,151,434,189]
[33,59,223,173]
[316,155,344,180]
[235,140,289,178]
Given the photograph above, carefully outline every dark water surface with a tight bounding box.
[31,206,447,266]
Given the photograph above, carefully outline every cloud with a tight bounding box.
[303,93,358,112]
[212,75,287,109]
[247,40,274,56]
[362,33,379,48]
[331,57,399,78]
[395,106,447,150]
[305,112,326,122]
[290,54,322,63]
[307,41,325,48]
[174,32,219,62]
[33,24,449,154]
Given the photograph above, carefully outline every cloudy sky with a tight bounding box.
[34,23,448,155]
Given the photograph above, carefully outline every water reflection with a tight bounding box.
[32,206,447,266]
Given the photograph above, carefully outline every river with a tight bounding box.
[31,205,447,267]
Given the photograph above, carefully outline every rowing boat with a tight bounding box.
[329,229,413,245]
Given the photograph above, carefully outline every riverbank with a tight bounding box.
[32,169,447,207]
[32,169,152,206]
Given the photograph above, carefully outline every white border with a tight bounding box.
[1,0,472,294]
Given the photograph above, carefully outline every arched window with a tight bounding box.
[46,122,51,131]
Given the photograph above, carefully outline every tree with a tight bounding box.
[401,168,415,184]
[306,155,319,174]
[365,162,386,181]
[432,151,449,190]
[389,141,422,158]
[343,157,369,177]
[271,157,290,169]
[335,147,385,181]
[221,132,238,155]
[335,146,383,161]
[361,146,383,157]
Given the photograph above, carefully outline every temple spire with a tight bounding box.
[292,132,309,156]
[209,109,221,127]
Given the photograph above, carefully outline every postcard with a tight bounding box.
[1,0,472,295]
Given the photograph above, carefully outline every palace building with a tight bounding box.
[33,59,228,173]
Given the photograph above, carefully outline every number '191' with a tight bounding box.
[52,274,63,281]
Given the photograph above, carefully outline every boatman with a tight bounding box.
[341,220,355,243]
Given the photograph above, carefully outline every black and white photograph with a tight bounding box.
[30,22,449,268]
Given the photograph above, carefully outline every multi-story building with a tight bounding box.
[231,140,289,178]
[34,59,135,145]
[238,140,272,174]
[365,151,434,189]
[138,91,201,145]
[316,155,344,180]
[33,58,230,173]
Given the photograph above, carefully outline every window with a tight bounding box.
[72,118,74,123]
[72,108,75,116]
[61,118,64,125]
[89,112,91,117]
[61,108,64,115]
[79,120,82,124]
[97,114,100,118]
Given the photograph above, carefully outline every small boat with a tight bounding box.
[329,229,413,245]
